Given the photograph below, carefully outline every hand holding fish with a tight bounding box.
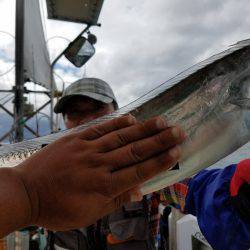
[0,115,186,237]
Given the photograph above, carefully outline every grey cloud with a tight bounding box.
[1,0,250,108]
[82,0,250,106]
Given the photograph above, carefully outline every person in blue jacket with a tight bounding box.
[184,158,250,250]
[160,158,250,250]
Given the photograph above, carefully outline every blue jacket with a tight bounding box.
[185,164,250,250]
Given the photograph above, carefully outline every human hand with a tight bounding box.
[14,115,186,231]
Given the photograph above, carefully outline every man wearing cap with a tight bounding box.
[54,78,118,128]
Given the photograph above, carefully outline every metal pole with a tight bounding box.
[14,0,25,142]
[50,70,54,133]
[0,90,14,93]
[51,24,91,69]
[0,99,51,142]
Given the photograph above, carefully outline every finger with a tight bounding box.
[109,145,181,197]
[95,116,169,152]
[77,115,137,140]
[105,126,185,171]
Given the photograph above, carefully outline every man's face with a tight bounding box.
[63,96,115,129]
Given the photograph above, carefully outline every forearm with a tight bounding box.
[0,167,30,237]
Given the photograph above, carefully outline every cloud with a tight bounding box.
[79,0,250,106]
[1,0,250,111]
[0,0,15,35]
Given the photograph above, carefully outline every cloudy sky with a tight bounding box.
[0,0,250,139]
[1,0,250,107]
[47,0,250,105]
[56,0,250,105]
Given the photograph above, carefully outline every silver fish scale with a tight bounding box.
[0,40,250,194]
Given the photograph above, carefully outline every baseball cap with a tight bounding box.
[54,78,118,113]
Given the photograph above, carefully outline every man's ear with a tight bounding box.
[111,103,117,112]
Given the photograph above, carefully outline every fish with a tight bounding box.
[0,40,249,195]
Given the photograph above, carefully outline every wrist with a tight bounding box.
[15,163,40,226]
[0,168,31,236]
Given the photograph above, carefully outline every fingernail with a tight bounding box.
[156,117,168,129]
[169,146,181,159]
[171,127,180,138]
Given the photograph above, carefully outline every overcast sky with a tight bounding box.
[0,0,250,108]
[47,0,250,106]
